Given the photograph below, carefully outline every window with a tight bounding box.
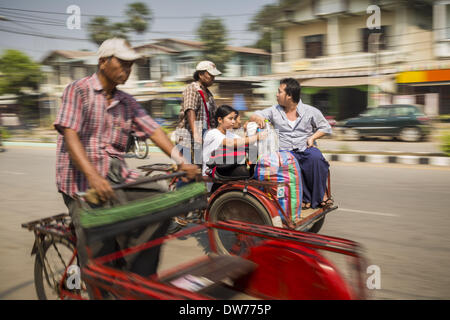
[415,94,425,106]
[304,34,324,58]
[361,26,387,52]
[365,107,390,117]
[137,58,150,80]
[447,4,450,39]
[392,106,415,117]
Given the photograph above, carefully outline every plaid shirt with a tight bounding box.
[54,73,160,197]
[175,81,217,147]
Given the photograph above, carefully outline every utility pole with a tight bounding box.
[368,32,381,108]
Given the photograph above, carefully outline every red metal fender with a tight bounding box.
[205,183,280,222]
[235,240,355,300]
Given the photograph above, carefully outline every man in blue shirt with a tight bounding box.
[250,78,333,209]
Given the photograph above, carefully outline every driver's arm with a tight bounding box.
[149,127,199,179]
[250,107,273,128]
[63,128,114,202]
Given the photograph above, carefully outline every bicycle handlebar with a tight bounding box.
[76,171,187,204]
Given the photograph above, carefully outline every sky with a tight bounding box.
[0,0,276,62]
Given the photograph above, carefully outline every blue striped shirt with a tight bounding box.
[255,100,332,152]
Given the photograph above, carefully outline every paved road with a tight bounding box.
[317,137,442,154]
[0,147,449,299]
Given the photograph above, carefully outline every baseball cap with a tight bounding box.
[97,38,142,61]
[196,61,221,76]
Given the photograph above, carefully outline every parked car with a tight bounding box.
[336,104,431,142]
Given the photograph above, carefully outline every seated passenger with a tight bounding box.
[249,78,333,209]
[202,105,265,191]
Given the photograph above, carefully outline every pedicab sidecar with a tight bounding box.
[22,174,365,300]
[77,176,365,300]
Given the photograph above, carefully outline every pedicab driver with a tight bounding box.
[54,38,199,279]
[250,78,333,209]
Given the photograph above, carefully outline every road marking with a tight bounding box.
[0,171,25,175]
[332,162,450,171]
[339,208,399,217]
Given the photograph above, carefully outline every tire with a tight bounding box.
[34,238,86,300]
[134,139,149,159]
[306,216,325,233]
[399,127,421,142]
[344,128,360,141]
[208,191,273,255]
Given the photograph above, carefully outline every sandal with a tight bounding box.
[302,203,311,210]
[174,216,188,227]
[319,198,334,207]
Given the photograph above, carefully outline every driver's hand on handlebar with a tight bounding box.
[178,163,201,182]
[87,173,115,203]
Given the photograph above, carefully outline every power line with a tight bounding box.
[0,27,90,41]
[0,6,255,19]
[0,10,67,24]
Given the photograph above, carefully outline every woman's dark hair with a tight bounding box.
[214,105,237,126]
[280,78,301,103]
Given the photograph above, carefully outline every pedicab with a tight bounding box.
[22,171,366,300]
[138,154,337,256]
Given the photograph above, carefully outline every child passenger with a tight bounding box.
[202,105,265,189]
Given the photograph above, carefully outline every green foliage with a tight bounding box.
[248,4,280,33]
[87,17,114,46]
[126,2,152,33]
[254,30,272,53]
[87,2,152,46]
[0,50,43,95]
[0,127,11,140]
[440,131,450,156]
[248,0,299,52]
[196,17,232,72]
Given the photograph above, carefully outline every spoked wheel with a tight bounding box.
[134,139,149,159]
[208,191,273,255]
[305,216,325,233]
[34,237,87,300]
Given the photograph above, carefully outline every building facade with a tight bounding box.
[270,0,449,119]
[38,41,271,123]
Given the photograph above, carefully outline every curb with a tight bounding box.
[3,141,449,167]
[2,141,162,153]
[323,153,450,166]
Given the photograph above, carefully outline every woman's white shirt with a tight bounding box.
[202,128,240,177]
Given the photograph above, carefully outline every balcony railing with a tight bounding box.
[273,50,406,74]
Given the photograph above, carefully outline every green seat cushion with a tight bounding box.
[80,182,206,229]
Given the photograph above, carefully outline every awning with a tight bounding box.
[300,75,395,92]
[300,77,371,87]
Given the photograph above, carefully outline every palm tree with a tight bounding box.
[87,2,152,46]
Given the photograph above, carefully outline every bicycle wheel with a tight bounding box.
[306,216,325,233]
[34,237,87,300]
[134,139,149,159]
[208,191,273,255]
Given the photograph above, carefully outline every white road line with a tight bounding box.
[0,171,25,175]
[338,208,399,217]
